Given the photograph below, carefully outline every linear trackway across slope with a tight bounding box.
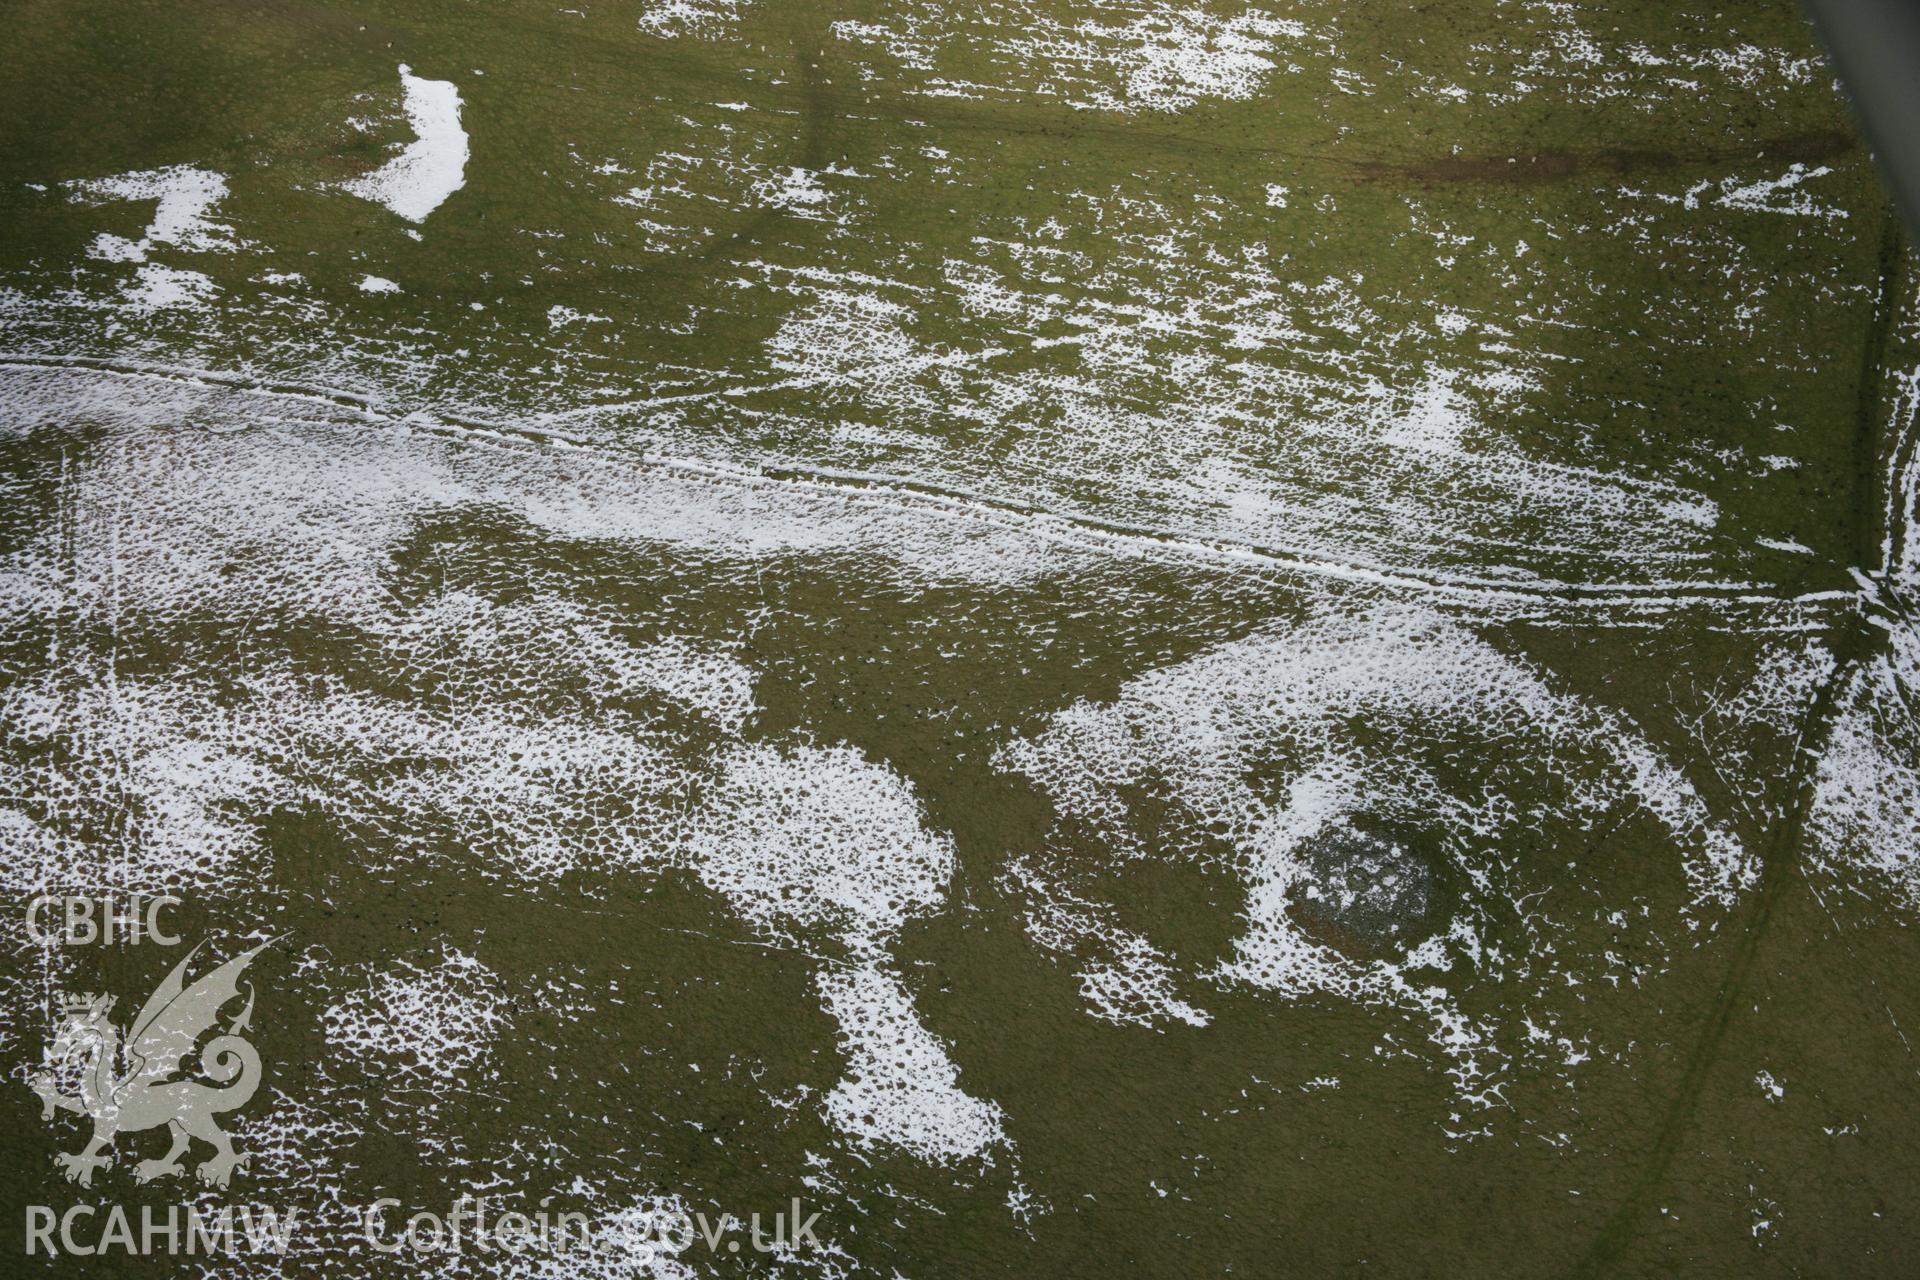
[0,352,1866,629]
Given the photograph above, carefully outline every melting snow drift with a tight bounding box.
[341,64,469,223]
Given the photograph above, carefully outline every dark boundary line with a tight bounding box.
[1570,207,1907,1278]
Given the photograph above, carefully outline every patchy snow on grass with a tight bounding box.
[637,0,744,40]
[64,165,241,262]
[817,964,1006,1164]
[323,948,509,1080]
[123,263,219,311]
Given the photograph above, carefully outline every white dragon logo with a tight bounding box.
[29,938,275,1188]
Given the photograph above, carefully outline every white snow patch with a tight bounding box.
[547,304,612,328]
[682,744,1007,1161]
[684,743,951,948]
[64,165,241,262]
[816,965,1006,1163]
[997,601,1750,1102]
[123,264,219,312]
[1029,8,1308,114]
[1810,650,1920,907]
[752,166,835,217]
[1010,859,1209,1028]
[637,0,743,39]
[1717,164,1846,219]
[340,64,469,223]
